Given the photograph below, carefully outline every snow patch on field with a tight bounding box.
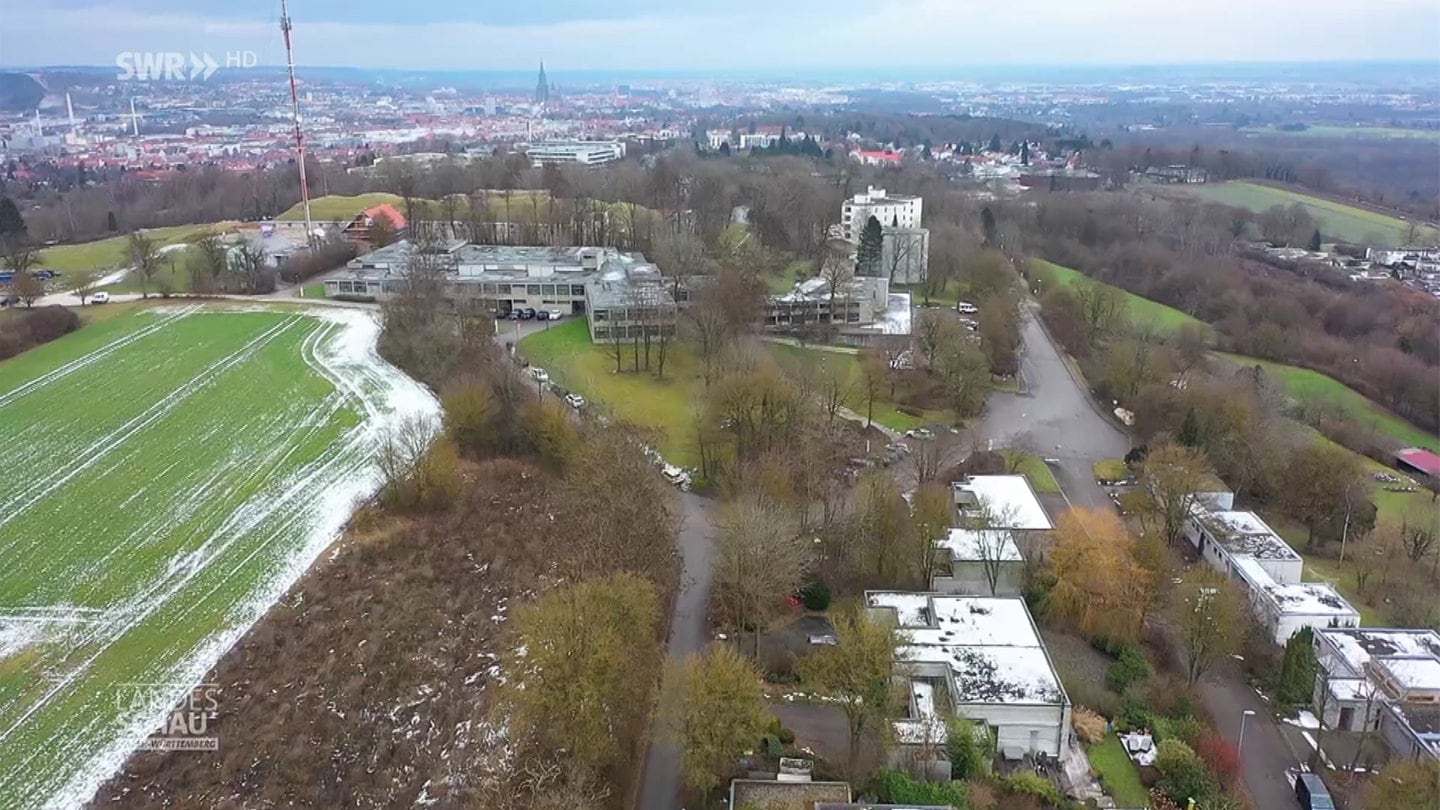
[0,305,439,809]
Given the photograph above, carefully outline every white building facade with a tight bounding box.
[841,186,923,241]
[523,140,626,166]
[1313,627,1440,761]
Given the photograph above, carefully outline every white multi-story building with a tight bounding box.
[867,591,1071,762]
[522,140,626,167]
[840,186,923,241]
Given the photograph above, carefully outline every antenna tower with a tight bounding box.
[280,0,316,245]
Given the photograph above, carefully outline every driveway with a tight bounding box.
[635,491,718,810]
[975,308,1129,511]
[1198,667,1303,810]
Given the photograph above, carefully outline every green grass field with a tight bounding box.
[1031,259,1211,338]
[0,304,434,806]
[1215,352,1438,453]
[766,342,953,432]
[1087,734,1150,807]
[1172,181,1437,246]
[276,192,404,222]
[38,224,236,277]
[520,318,705,467]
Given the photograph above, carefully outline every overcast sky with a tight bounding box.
[2,0,1438,72]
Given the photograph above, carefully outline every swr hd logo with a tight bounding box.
[116,50,257,82]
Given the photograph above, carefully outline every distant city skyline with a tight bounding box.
[2,0,1439,72]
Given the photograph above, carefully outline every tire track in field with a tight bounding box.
[0,316,303,534]
[0,307,197,410]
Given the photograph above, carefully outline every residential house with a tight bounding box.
[1313,627,1440,761]
[866,591,1072,761]
[342,203,408,250]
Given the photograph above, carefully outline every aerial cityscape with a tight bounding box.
[0,1,1438,809]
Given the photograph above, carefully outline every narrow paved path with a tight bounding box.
[634,492,717,810]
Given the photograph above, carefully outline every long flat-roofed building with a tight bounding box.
[866,591,1071,762]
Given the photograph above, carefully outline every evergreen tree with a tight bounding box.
[980,207,997,246]
[1276,628,1318,706]
[857,215,884,275]
[921,143,932,160]
[1308,228,1323,251]
[718,141,731,157]
[1020,141,1030,166]
[1177,407,1203,447]
[107,211,118,232]
[988,134,1002,152]
[0,196,25,241]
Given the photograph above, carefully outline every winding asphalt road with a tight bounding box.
[976,308,1130,511]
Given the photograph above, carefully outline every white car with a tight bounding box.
[904,428,936,440]
[956,301,978,314]
[546,308,564,320]
[661,464,692,491]
[564,393,585,409]
[91,291,111,304]
[528,367,549,383]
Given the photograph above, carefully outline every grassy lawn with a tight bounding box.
[519,318,704,467]
[767,342,954,433]
[1088,733,1150,807]
[301,283,327,299]
[37,223,236,277]
[1093,458,1129,483]
[1172,181,1437,246]
[1006,453,1061,494]
[277,192,404,222]
[0,304,429,806]
[1030,259,1210,338]
[1214,352,1437,453]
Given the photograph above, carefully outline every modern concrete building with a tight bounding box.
[521,139,626,167]
[1183,504,1360,644]
[1313,627,1440,761]
[866,591,1071,762]
[930,528,1024,596]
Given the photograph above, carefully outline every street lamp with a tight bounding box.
[1237,709,1256,758]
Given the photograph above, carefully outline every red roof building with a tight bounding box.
[343,203,408,250]
[1396,447,1440,479]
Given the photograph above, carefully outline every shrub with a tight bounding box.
[1003,771,1063,805]
[1195,795,1245,810]
[799,580,832,611]
[1153,714,1204,747]
[1107,644,1153,693]
[777,726,796,745]
[1194,731,1241,790]
[1155,738,1216,805]
[897,404,925,418]
[876,769,971,807]
[761,733,782,758]
[1072,706,1107,744]
[1115,694,1156,733]
[0,305,81,360]
[947,715,990,779]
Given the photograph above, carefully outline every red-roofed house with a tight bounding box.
[1396,448,1440,480]
[344,204,408,250]
[851,149,903,167]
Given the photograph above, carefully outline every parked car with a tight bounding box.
[0,295,18,307]
[564,393,585,409]
[661,464,692,491]
[91,292,111,304]
[545,308,564,320]
[536,309,551,321]
[904,428,935,440]
[521,307,537,320]
[528,367,549,383]
[1294,773,1334,810]
[508,309,523,320]
[956,301,978,314]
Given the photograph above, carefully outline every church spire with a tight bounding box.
[535,61,550,105]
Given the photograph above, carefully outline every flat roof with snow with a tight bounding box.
[935,528,1023,563]
[867,591,1064,706]
[1233,557,1358,618]
[952,475,1052,531]
[1201,510,1300,562]
[1318,627,1440,672]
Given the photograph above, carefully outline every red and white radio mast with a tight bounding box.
[280,0,315,246]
